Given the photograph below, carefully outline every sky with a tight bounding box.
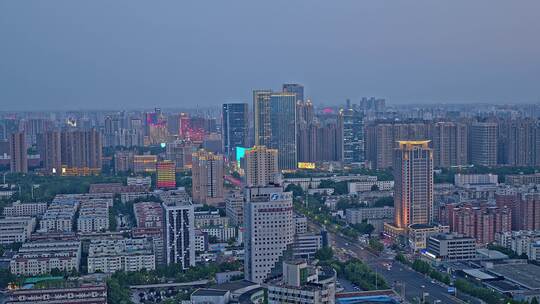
[1,1,539,111]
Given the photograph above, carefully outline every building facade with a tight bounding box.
[244,186,294,283]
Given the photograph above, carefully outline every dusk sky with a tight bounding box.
[1,1,539,111]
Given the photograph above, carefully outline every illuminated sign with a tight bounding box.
[298,162,316,169]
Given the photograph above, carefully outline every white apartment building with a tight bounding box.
[244,186,294,283]
[200,226,237,242]
[77,201,109,233]
[0,217,36,244]
[10,240,81,276]
[40,201,78,232]
[348,180,394,193]
[87,238,155,273]
[3,201,47,217]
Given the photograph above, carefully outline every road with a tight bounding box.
[308,220,479,304]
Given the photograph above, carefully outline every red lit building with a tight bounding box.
[156,161,176,189]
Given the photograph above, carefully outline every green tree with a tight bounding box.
[285,183,304,197]
[373,196,393,207]
[314,246,334,261]
[368,238,384,252]
[352,220,375,235]
[531,297,539,304]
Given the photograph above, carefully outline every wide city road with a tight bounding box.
[308,220,480,304]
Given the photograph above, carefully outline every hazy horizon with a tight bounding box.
[1,1,539,111]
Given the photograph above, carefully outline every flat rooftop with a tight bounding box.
[488,263,540,290]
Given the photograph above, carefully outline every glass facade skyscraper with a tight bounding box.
[222,103,249,157]
[253,90,298,170]
[339,106,364,164]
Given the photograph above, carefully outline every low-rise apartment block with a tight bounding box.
[87,238,155,273]
[10,240,82,276]
[0,217,36,244]
[2,201,47,217]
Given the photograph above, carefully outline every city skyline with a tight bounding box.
[1,1,540,111]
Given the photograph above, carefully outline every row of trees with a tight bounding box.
[395,254,535,304]
[107,261,243,304]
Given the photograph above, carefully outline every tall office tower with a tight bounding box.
[156,161,176,189]
[282,83,304,102]
[503,119,540,166]
[191,150,224,205]
[253,90,273,147]
[222,103,249,158]
[166,140,195,170]
[162,199,195,269]
[365,122,429,169]
[37,131,62,174]
[393,141,434,230]
[270,93,297,170]
[9,132,27,173]
[244,186,294,283]
[469,122,498,166]
[244,146,279,187]
[254,90,298,170]
[338,107,364,164]
[431,122,468,168]
[60,129,103,171]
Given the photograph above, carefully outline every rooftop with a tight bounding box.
[192,288,229,297]
[488,263,540,290]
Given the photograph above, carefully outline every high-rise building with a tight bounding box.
[22,119,52,146]
[162,199,195,269]
[431,122,468,168]
[244,186,294,283]
[338,106,364,164]
[145,108,169,145]
[469,122,498,166]
[253,90,273,147]
[365,122,429,169]
[166,140,195,170]
[37,131,62,174]
[60,129,102,172]
[446,202,512,244]
[519,193,540,231]
[253,90,297,170]
[9,132,27,173]
[156,161,176,189]
[244,146,279,187]
[282,83,304,102]
[191,150,224,205]
[502,119,540,166]
[393,140,434,230]
[222,103,249,158]
[270,93,297,170]
[114,151,134,173]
